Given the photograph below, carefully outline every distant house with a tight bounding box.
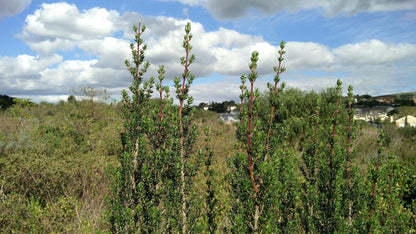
[393,115,416,127]
[218,110,240,123]
[375,96,395,104]
[353,107,394,122]
[227,105,237,112]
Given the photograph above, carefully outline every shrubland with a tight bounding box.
[0,97,121,232]
[1,22,415,233]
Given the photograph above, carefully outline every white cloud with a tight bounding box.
[189,77,242,103]
[284,42,335,71]
[18,2,124,54]
[0,0,31,18]
[333,39,416,65]
[0,54,62,79]
[18,95,72,103]
[78,37,131,69]
[1,3,415,103]
[182,8,189,16]
[163,0,416,19]
[283,40,416,96]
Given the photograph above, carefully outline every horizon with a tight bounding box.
[1,0,416,104]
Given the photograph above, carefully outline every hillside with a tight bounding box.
[1,91,415,232]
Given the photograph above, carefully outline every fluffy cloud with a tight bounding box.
[0,54,62,79]
[18,2,125,54]
[285,42,335,71]
[333,40,416,65]
[78,37,131,69]
[189,77,241,103]
[284,40,416,95]
[163,0,416,19]
[2,2,416,103]
[0,0,31,18]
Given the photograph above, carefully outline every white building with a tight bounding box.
[393,115,416,127]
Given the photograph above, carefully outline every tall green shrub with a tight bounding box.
[106,21,414,233]
[228,45,300,233]
[107,22,200,233]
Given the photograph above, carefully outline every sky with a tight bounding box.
[0,0,416,104]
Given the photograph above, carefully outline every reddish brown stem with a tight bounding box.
[314,108,319,148]
[179,26,191,234]
[329,87,340,165]
[238,82,245,152]
[332,95,339,140]
[247,79,259,194]
[347,99,352,189]
[312,105,319,170]
[388,165,393,208]
[370,140,383,218]
[265,51,284,159]
[158,80,163,123]
[136,22,141,81]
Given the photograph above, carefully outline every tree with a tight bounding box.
[67,95,76,103]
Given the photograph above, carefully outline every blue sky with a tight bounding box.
[0,0,415,103]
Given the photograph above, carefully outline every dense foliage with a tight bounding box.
[1,22,415,233]
[0,97,121,232]
[107,22,202,233]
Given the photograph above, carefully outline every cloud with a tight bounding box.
[281,40,416,96]
[157,0,206,6]
[0,54,61,78]
[333,40,416,65]
[163,0,416,19]
[190,77,242,103]
[183,8,190,16]
[78,37,131,69]
[2,2,415,103]
[18,2,125,54]
[285,42,335,71]
[284,40,416,71]
[0,0,31,18]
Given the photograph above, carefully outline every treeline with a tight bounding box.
[0,94,33,110]
[354,94,416,107]
[0,94,14,109]
[198,100,237,113]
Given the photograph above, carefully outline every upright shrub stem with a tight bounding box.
[176,22,195,234]
[247,51,259,194]
[265,41,286,161]
[370,130,385,218]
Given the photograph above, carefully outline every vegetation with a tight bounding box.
[207,101,237,113]
[354,93,415,107]
[1,22,415,233]
[0,94,16,110]
[0,96,120,232]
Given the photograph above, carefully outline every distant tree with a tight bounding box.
[208,102,227,113]
[388,109,399,116]
[208,100,236,113]
[394,98,415,106]
[71,85,110,103]
[198,102,208,109]
[0,94,15,110]
[67,95,76,103]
